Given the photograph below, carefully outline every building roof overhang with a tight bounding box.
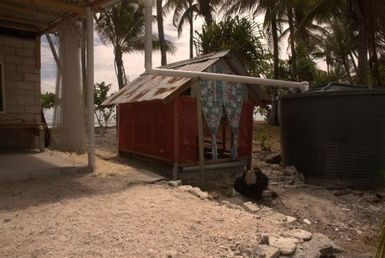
[0,0,117,38]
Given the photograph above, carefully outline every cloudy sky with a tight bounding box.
[40,11,323,95]
[41,13,205,94]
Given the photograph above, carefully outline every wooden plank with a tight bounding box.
[0,15,46,28]
[38,13,77,35]
[0,23,38,32]
[0,3,60,18]
[15,0,85,15]
[0,123,44,128]
[120,148,173,164]
[196,82,205,185]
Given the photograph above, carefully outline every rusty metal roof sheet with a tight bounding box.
[102,52,227,105]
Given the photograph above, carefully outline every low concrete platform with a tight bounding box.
[0,150,86,182]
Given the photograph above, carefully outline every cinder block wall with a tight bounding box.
[0,35,41,150]
[0,35,41,123]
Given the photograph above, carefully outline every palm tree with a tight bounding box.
[165,0,195,58]
[95,0,175,89]
[312,17,357,83]
[194,16,269,75]
[156,0,168,65]
[223,0,284,80]
[300,0,385,86]
[166,0,222,58]
[223,0,284,125]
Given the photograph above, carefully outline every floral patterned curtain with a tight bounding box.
[224,82,243,159]
[200,65,243,160]
[200,71,224,160]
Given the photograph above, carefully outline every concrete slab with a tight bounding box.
[0,150,86,182]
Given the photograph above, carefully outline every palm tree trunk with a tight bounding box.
[370,46,381,86]
[342,57,353,83]
[287,4,297,79]
[357,21,369,85]
[269,14,280,126]
[352,0,369,86]
[349,52,358,74]
[115,47,125,90]
[157,0,167,65]
[189,0,194,59]
[272,16,280,80]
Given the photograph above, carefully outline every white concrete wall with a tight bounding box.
[0,35,41,123]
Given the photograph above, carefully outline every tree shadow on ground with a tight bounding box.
[0,170,162,212]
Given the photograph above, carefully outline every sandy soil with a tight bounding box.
[0,171,286,257]
[0,125,384,257]
[0,127,283,257]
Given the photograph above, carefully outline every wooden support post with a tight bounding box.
[116,105,120,154]
[222,119,226,156]
[86,7,96,171]
[196,84,205,185]
[38,124,45,152]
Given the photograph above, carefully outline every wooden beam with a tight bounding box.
[0,15,47,28]
[91,0,120,10]
[0,3,60,18]
[15,0,85,15]
[0,22,38,32]
[38,13,77,35]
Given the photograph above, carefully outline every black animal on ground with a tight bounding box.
[234,168,269,199]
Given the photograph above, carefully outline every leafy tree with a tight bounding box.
[95,0,175,89]
[312,17,357,83]
[41,92,56,111]
[165,0,222,59]
[299,0,385,87]
[222,0,287,125]
[194,16,269,76]
[94,82,115,127]
[223,0,286,80]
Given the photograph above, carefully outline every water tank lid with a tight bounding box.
[307,83,369,92]
[280,82,385,100]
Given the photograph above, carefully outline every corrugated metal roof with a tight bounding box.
[103,53,226,105]
[0,0,117,34]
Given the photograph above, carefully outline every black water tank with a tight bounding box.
[279,83,385,189]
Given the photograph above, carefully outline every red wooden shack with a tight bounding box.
[104,51,267,179]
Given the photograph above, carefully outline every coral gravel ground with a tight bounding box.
[0,125,383,257]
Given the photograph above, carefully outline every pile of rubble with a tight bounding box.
[164,179,344,258]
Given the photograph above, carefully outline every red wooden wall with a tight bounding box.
[119,96,254,164]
